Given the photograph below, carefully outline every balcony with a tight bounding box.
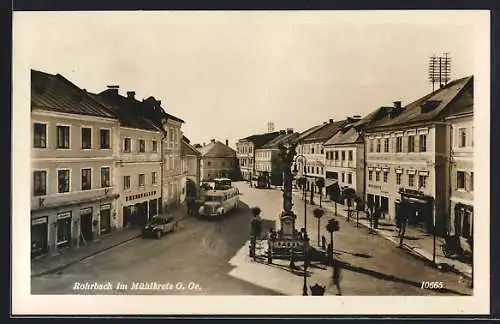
[32,187,117,211]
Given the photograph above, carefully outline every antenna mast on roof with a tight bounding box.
[428,53,451,92]
[267,122,275,133]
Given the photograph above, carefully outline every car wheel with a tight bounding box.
[155,230,162,239]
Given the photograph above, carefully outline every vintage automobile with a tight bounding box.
[142,215,178,239]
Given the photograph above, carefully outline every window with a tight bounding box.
[207,161,211,167]
[375,171,380,182]
[33,123,47,148]
[316,167,319,174]
[375,139,380,153]
[335,151,339,160]
[139,139,145,153]
[419,135,427,152]
[369,140,373,152]
[408,174,415,187]
[123,176,130,190]
[57,126,70,149]
[152,172,157,185]
[139,174,145,187]
[470,172,474,191]
[320,148,324,154]
[81,127,92,149]
[458,128,467,147]
[152,140,158,152]
[384,139,389,152]
[396,137,402,153]
[457,171,466,189]
[396,173,402,185]
[58,170,70,193]
[383,171,388,183]
[419,175,427,188]
[81,168,92,190]
[368,171,373,181]
[348,150,353,161]
[303,166,306,173]
[123,138,131,152]
[408,136,415,152]
[471,127,474,147]
[311,147,315,154]
[341,151,346,161]
[347,173,352,184]
[33,171,47,196]
[341,173,345,182]
[100,129,110,149]
[101,167,110,188]
[56,213,72,246]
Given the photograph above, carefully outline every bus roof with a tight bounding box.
[214,178,231,181]
[205,187,237,196]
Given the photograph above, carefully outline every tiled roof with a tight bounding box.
[324,126,361,146]
[89,91,161,132]
[260,132,300,149]
[365,76,473,131]
[31,69,115,119]
[240,131,281,148]
[301,120,348,143]
[181,139,201,156]
[199,141,236,158]
[297,124,325,141]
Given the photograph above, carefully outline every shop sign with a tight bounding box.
[368,184,381,190]
[80,207,93,215]
[101,204,111,211]
[57,212,72,220]
[31,217,47,226]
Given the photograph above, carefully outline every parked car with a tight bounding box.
[142,215,178,239]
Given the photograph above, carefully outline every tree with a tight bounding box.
[328,182,341,216]
[313,207,325,247]
[326,218,340,264]
[316,178,325,208]
[354,195,363,227]
[342,187,356,222]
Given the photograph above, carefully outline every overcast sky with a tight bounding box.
[16,11,482,147]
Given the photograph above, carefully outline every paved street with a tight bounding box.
[32,181,472,296]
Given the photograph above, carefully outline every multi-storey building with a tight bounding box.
[92,88,165,228]
[181,136,201,200]
[364,76,473,235]
[446,95,474,246]
[255,129,299,185]
[296,119,347,195]
[236,132,280,181]
[31,70,120,258]
[323,117,363,199]
[199,139,237,181]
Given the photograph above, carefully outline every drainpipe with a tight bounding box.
[361,130,367,211]
[160,128,167,214]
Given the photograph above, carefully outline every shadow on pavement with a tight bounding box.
[338,260,469,296]
[334,249,372,259]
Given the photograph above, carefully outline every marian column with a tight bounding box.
[277,143,298,238]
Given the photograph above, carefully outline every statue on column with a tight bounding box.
[277,142,298,238]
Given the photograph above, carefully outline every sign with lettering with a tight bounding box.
[368,184,382,190]
[80,207,93,215]
[100,204,111,211]
[32,217,47,226]
[57,212,72,220]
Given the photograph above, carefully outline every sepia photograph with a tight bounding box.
[12,10,490,315]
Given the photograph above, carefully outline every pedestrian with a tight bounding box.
[332,257,342,296]
[373,207,381,229]
[399,212,408,248]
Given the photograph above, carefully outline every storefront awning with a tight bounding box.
[325,179,338,187]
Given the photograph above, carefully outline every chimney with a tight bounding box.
[280,129,286,135]
[329,119,334,123]
[127,91,136,99]
[393,101,402,109]
[211,139,215,143]
[107,85,119,94]
[286,128,293,134]
[203,142,206,146]
[225,139,229,146]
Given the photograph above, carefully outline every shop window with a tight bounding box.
[396,137,402,153]
[408,174,415,187]
[123,175,131,190]
[100,129,110,149]
[100,167,110,188]
[139,139,146,153]
[56,125,70,149]
[56,213,72,246]
[33,170,47,196]
[58,169,70,193]
[457,171,466,189]
[81,127,92,149]
[396,173,402,185]
[408,136,415,152]
[383,171,388,183]
[419,134,427,152]
[33,123,47,148]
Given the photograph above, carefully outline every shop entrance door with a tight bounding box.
[80,210,93,242]
[134,202,148,226]
[100,205,111,235]
[381,197,389,218]
[149,199,158,217]
[31,217,48,258]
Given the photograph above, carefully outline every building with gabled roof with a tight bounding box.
[199,139,237,181]
[181,137,202,200]
[236,131,281,181]
[364,76,473,235]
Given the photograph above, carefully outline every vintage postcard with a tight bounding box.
[12,10,490,315]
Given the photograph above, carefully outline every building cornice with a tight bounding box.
[32,108,118,124]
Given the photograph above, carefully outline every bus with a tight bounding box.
[198,186,240,217]
[213,178,232,190]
